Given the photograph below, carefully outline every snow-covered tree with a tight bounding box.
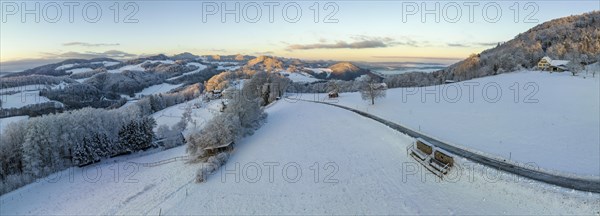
[118,117,156,153]
[566,54,584,76]
[359,76,387,105]
[186,113,241,158]
[0,121,27,179]
[73,137,94,166]
[21,118,55,176]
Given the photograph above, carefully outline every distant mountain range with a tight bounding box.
[4,11,597,85]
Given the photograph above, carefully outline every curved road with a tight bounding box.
[298,99,600,193]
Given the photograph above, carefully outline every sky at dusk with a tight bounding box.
[0,0,598,71]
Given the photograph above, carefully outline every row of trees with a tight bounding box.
[0,75,74,89]
[188,72,284,182]
[0,101,66,118]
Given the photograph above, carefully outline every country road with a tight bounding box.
[299,99,600,193]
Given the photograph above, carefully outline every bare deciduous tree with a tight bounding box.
[359,76,387,105]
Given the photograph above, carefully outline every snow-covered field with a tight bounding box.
[135,83,183,98]
[279,71,321,83]
[0,115,28,130]
[216,65,241,71]
[151,98,217,134]
[92,61,120,67]
[373,68,441,75]
[0,91,54,109]
[108,60,180,74]
[0,83,67,109]
[66,67,94,74]
[55,64,78,71]
[306,67,332,77]
[2,100,598,215]
[0,146,197,215]
[307,70,600,176]
[108,63,146,73]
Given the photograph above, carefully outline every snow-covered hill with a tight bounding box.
[2,100,598,215]
[307,70,600,177]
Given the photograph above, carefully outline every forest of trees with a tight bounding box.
[0,104,155,195]
[446,11,600,81]
[0,80,206,195]
[0,75,76,89]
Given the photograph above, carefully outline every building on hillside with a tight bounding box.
[328,90,339,98]
[203,142,234,156]
[538,56,570,72]
[444,80,456,84]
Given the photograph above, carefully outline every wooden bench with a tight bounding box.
[407,138,455,178]
[430,149,454,175]
[409,138,433,161]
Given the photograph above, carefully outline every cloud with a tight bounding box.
[476,42,499,47]
[447,43,469,47]
[288,40,387,50]
[62,42,120,47]
[447,42,499,48]
[286,36,425,51]
[254,51,274,55]
[207,48,226,52]
[41,50,137,59]
[287,36,406,51]
[371,55,463,61]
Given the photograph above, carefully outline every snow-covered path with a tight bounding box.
[2,100,598,215]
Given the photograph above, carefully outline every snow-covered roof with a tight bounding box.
[204,142,233,150]
[541,56,552,62]
[541,56,569,67]
[550,60,569,67]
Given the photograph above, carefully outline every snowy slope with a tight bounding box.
[92,61,120,67]
[0,115,28,130]
[0,91,54,109]
[2,99,598,215]
[151,98,217,134]
[279,71,321,83]
[135,83,183,98]
[66,68,94,74]
[159,100,599,215]
[310,70,600,176]
[55,64,78,71]
[0,147,197,215]
[108,63,145,73]
[0,83,65,109]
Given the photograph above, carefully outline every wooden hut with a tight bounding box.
[204,142,234,156]
[328,91,339,98]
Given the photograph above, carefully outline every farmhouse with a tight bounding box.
[537,56,570,72]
